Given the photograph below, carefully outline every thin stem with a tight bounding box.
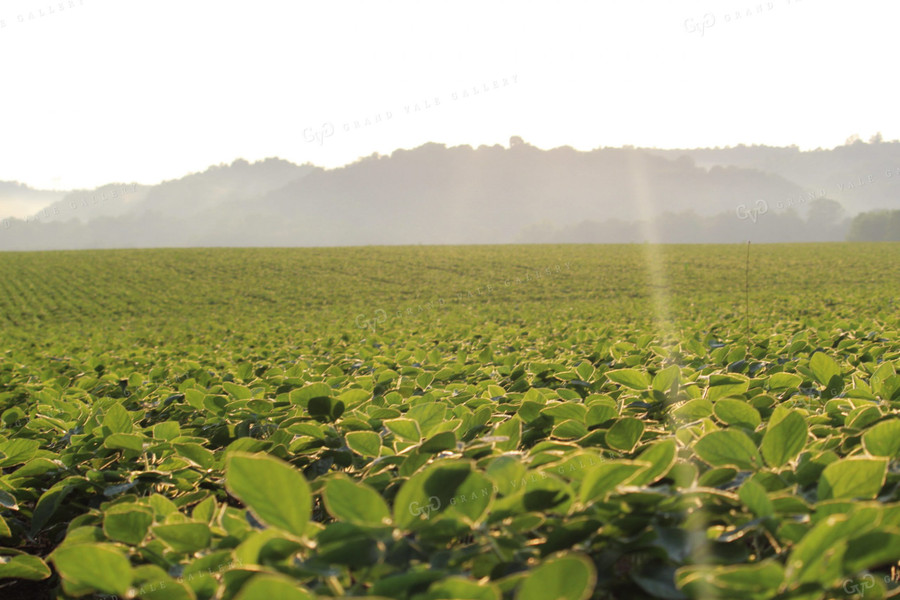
[745,241,751,345]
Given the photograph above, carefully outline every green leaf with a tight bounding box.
[316,523,382,568]
[713,399,761,430]
[0,489,18,510]
[421,431,457,453]
[183,389,205,409]
[551,452,603,484]
[192,496,217,523]
[427,576,501,600]
[809,352,841,387]
[486,455,527,496]
[760,410,808,468]
[767,405,791,428]
[445,471,494,525]
[575,362,595,383]
[103,504,154,545]
[785,512,874,583]
[324,476,391,527]
[103,433,145,452]
[235,573,316,600]
[844,530,900,574]
[693,429,762,471]
[605,417,644,453]
[152,421,181,440]
[630,439,677,486]
[407,402,447,437]
[606,369,650,390]
[152,522,212,553]
[393,461,472,529]
[0,438,40,467]
[698,467,737,488]
[541,403,587,423]
[818,457,887,500]
[51,543,133,596]
[385,418,422,442]
[137,576,195,600]
[553,419,589,440]
[203,395,228,416]
[102,403,133,434]
[225,452,311,537]
[290,383,332,407]
[671,399,712,422]
[223,381,253,400]
[174,442,215,469]
[579,461,647,503]
[486,384,506,398]
[586,403,617,427]
[652,365,681,393]
[13,457,59,478]
[0,554,51,580]
[31,482,75,535]
[494,416,521,452]
[417,372,435,389]
[372,571,445,598]
[345,431,382,457]
[338,388,371,409]
[862,419,900,457]
[767,372,803,391]
[738,479,773,518]
[706,374,749,402]
[307,395,344,422]
[516,554,596,600]
[677,560,784,599]
[148,493,178,519]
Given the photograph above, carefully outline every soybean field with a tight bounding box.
[1,244,899,600]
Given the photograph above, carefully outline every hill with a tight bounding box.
[2,140,899,249]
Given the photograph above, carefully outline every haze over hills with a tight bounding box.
[0,182,66,220]
[643,135,900,216]
[1,138,898,250]
[29,159,321,225]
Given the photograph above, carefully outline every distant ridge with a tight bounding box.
[2,139,898,249]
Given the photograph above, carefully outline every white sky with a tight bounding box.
[0,0,897,192]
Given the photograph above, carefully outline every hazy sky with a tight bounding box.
[1,0,897,190]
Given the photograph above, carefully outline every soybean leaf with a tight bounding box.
[818,458,887,500]
[225,452,311,538]
[51,543,133,596]
[760,410,808,468]
[693,430,762,471]
[324,476,391,527]
[516,554,596,600]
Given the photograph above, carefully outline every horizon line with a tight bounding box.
[2,135,898,193]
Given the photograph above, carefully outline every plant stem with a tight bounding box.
[745,241,751,345]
